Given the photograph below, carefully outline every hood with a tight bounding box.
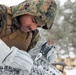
[11,0,57,29]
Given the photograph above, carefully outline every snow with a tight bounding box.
[65,68,76,75]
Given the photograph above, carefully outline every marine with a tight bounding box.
[0,0,57,51]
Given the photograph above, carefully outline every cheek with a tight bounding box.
[31,24,38,30]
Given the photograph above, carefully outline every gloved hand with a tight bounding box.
[29,40,63,75]
[40,42,57,63]
[34,41,57,63]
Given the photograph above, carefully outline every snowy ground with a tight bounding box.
[65,68,76,75]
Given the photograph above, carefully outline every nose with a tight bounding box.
[30,23,38,30]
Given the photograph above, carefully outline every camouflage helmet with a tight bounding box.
[11,0,57,29]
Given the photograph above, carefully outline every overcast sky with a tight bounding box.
[0,0,25,6]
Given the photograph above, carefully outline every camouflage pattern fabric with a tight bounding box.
[0,65,22,75]
[0,5,6,32]
[0,0,57,51]
[0,4,40,51]
[11,0,57,29]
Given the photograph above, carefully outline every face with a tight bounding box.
[19,14,39,33]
